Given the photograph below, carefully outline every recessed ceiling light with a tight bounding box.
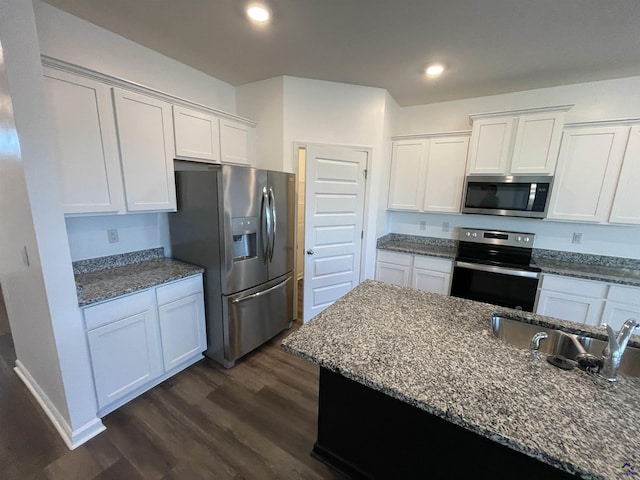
[247,4,270,23]
[425,64,445,77]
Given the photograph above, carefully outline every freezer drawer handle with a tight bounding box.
[231,276,292,304]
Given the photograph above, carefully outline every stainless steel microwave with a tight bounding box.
[461,175,553,218]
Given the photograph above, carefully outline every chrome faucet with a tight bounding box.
[529,331,548,359]
[600,318,639,381]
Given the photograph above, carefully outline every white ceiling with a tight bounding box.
[42,0,640,106]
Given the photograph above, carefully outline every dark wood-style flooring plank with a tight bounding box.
[0,282,341,479]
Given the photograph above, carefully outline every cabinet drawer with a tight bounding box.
[156,274,203,306]
[377,250,412,266]
[540,274,607,298]
[607,284,640,306]
[84,290,155,331]
[413,255,452,273]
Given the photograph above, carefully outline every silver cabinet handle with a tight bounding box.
[306,249,314,255]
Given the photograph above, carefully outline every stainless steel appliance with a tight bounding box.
[461,175,553,218]
[450,228,541,311]
[169,161,295,367]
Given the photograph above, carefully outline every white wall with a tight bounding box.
[33,1,236,113]
[0,0,102,447]
[397,76,640,134]
[390,211,640,259]
[282,76,388,278]
[237,77,284,171]
[66,213,170,261]
[377,92,400,237]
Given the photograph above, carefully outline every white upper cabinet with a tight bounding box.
[387,139,428,211]
[609,125,640,224]
[113,88,177,212]
[510,112,565,174]
[388,134,469,213]
[467,117,515,175]
[547,125,630,222]
[173,105,221,163]
[43,67,125,214]
[467,106,570,175]
[423,136,470,213]
[220,118,256,166]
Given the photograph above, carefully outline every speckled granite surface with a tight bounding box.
[282,280,640,480]
[533,249,640,287]
[75,254,204,307]
[376,234,457,259]
[72,248,165,274]
[376,234,640,286]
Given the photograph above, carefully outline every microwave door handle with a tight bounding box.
[268,186,277,261]
[527,183,537,211]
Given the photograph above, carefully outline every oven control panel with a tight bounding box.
[459,228,535,248]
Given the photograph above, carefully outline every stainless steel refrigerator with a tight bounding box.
[169,161,295,367]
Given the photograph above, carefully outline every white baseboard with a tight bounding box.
[14,360,105,450]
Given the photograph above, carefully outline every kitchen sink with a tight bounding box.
[491,314,640,378]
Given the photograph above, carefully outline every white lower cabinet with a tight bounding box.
[84,274,205,415]
[375,250,452,295]
[536,274,640,328]
[375,251,412,287]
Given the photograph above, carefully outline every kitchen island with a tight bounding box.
[282,280,640,480]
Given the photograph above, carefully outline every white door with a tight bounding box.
[303,145,367,323]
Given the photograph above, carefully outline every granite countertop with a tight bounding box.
[376,234,640,287]
[282,280,640,480]
[74,249,204,307]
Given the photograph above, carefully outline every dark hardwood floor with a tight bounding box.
[0,280,342,480]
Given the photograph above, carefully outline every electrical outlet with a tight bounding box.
[442,222,450,233]
[107,229,120,244]
[419,220,427,231]
[572,232,583,244]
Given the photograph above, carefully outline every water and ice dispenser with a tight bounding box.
[231,217,258,261]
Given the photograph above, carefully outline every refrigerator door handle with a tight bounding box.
[230,275,292,304]
[268,186,277,261]
[261,187,272,260]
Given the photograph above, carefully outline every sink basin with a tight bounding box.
[491,314,640,378]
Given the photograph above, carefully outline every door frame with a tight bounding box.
[293,141,372,321]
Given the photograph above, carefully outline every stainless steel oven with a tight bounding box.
[450,228,541,311]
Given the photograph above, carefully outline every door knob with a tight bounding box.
[306,249,314,255]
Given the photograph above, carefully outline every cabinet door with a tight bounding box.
[467,117,515,175]
[87,308,163,408]
[220,118,255,166]
[536,290,604,326]
[510,112,564,174]
[423,136,469,212]
[173,105,220,163]
[609,125,640,224]
[411,268,451,295]
[547,126,629,222]
[43,68,124,214]
[601,302,640,331]
[375,262,411,287]
[388,140,427,211]
[113,88,177,212]
[158,292,206,371]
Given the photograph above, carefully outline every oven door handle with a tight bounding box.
[454,261,540,279]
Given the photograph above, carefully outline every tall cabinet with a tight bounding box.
[547,120,640,224]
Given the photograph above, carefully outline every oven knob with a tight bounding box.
[524,236,530,243]
[516,236,522,242]
[471,232,478,238]
[465,232,472,237]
